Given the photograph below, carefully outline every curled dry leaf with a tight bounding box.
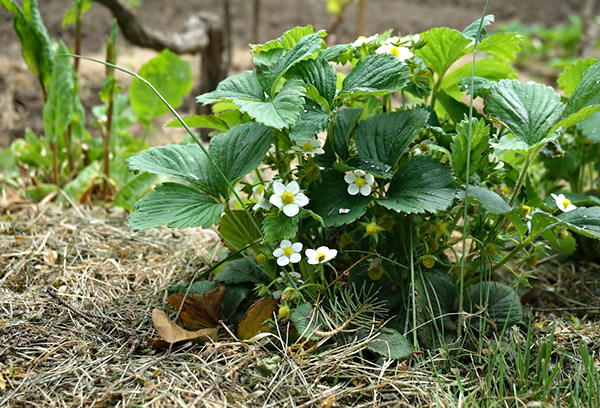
[150,309,218,349]
[237,296,277,340]
[167,284,226,330]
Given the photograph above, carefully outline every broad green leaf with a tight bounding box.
[289,103,331,141]
[450,117,490,180]
[463,185,511,214]
[43,42,74,143]
[466,282,522,331]
[347,157,393,179]
[291,303,320,340]
[462,14,495,40]
[214,258,271,285]
[442,58,517,100]
[127,144,218,196]
[62,0,91,26]
[164,114,230,133]
[415,272,458,348]
[307,171,372,227]
[552,105,600,134]
[458,76,494,98]
[219,210,263,253]
[12,128,52,169]
[289,57,337,108]
[542,228,577,255]
[169,280,216,295]
[484,79,563,149]
[415,27,471,76]
[113,171,157,211]
[262,211,298,242]
[25,183,60,201]
[208,123,274,192]
[475,32,522,62]
[129,49,193,124]
[557,58,598,97]
[378,157,456,214]
[578,111,600,143]
[557,207,600,240]
[435,89,472,124]
[1,0,54,89]
[235,79,306,130]
[254,32,324,94]
[333,107,363,160]
[340,54,410,98]
[196,71,264,104]
[58,161,101,204]
[221,284,253,322]
[355,109,430,172]
[128,183,224,231]
[250,25,320,53]
[362,328,413,361]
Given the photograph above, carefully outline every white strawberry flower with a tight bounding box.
[273,240,303,266]
[352,34,377,47]
[551,193,577,212]
[305,246,338,264]
[252,183,272,211]
[269,180,309,217]
[375,43,413,61]
[291,139,325,155]
[344,170,375,196]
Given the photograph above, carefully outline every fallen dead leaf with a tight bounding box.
[167,284,226,330]
[237,297,277,340]
[150,309,218,349]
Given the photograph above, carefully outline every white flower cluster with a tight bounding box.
[272,240,337,266]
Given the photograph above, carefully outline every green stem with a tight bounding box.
[409,217,418,348]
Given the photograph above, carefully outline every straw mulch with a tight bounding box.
[1,197,599,407]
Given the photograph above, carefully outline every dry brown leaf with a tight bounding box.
[44,249,58,266]
[320,395,336,408]
[150,309,218,349]
[237,297,277,340]
[167,284,225,330]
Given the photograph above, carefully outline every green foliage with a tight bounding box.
[43,42,74,143]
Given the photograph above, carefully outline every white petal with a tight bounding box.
[565,204,577,212]
[287,181,300,194]
[316,246,330,253]
[277,256,290,266]
[312,148,325,155]
[365,174,375,185]
[550,193,559,202]
[291,242,303,252]
[273,248,284,257]
[280,240,292,248]
[355,170,366,177]
[305,248,317,258]
[310,140,321,148]
[307,258,319,265]
[283,204,299,217]
[270,195,283,208]
[273,181,286,194]
[360,184,372,196]
[289,271,302,279]
[291,146,303,152]
[294,193,309,207]
[348,184,360,195]
[289,253,301,263]
[344,173,357,183]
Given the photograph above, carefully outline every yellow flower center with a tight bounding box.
[389,46,400,57]
[317,252,327,262]
[562,199,571,208]
[283,247,293,257]
[522,205,531,216]
[357,35,367,40]
[302,142,313,152]
[256,253,265,262]
[257,184,266,194]
[281,191,295,205]
[366,223,378,235]
[355,177,366,187]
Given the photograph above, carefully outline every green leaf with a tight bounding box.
[484,79,563,149]
[435,89,472,124]
[557,207,600,240]
[552,105,600,134]
[458,76,494,98]
[557,58,598,97]
[307,171,372,227]
[291,303,320,340]
[113,172,157,211]
[462,14,495,40]
[262,211,298,242]
[466,282,522,331]
[578,111,600,143]
[58,161,101,204]
[1,0,55,89]
[289,57,337,108]
[43,42,74,143]
[463,185,511,214]
[169,280,216,295]
[362,328,413,361]
[62,0,91,26]
[25,183,60,202]
[208,123,274,193]
[378,157,456,214]
[214,258,271,285]
[254,32,324,94]
[251,25,319,53]
[164,114,230,133]
[340,54,410,98]
[355,109,430,171]
[196,71,264,105]
[450,117,490,180]
[475,32,522,62]
[127,144,219,196]
[129,49,193,124]
[128,183,224,231]
[289,103,331,141]
[415,27,471,76]
[219,210,263,253]
[415,272,458,348]
[333,107,363,160]
[235,79,306,130]
[442,58,517,100]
